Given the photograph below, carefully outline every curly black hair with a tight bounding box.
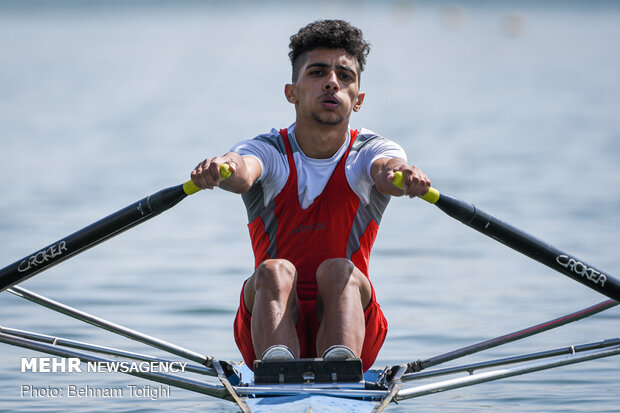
[288,20,371,83]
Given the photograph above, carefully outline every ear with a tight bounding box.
[284,83,297,104]
[353,92,365,112]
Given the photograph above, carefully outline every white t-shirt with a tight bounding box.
[231,123,407,209]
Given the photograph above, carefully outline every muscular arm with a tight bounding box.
[190,152,262,194]
[370,157,431,198]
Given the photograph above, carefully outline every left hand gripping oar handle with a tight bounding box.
[391,171,440,204]
[0,164,232,293]
[392,171,620,301]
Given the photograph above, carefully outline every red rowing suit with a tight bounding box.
[234,128,389,371]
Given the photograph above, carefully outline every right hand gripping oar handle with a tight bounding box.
[183,164,232,195]
[392,171,440,204]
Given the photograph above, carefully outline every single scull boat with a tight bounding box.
[1,284,618,411]
[1,172,618,411]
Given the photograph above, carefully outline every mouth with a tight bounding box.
[320,94,340,109]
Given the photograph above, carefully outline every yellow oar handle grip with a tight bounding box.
[183,164,232,195]
[392,171,440,204]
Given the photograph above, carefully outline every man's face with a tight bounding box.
[285,48,365,127]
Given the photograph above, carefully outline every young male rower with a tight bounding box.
[191,20,430,371]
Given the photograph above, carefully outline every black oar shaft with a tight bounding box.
[392,171,618,300]
[433,193,620,302]
[0,183,192,293]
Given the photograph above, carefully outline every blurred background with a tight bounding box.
[1,1,619,411]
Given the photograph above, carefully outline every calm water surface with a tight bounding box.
[1,2,619,412]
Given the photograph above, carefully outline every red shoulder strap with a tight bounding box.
[279,128,295,171]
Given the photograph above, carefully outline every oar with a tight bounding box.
[0,165,231,293]
[392,172,620,301]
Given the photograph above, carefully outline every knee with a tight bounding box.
[254,259,297,291]
[316,258,355,288]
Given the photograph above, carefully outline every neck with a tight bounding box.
[293,119,349,159]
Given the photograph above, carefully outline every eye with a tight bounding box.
[309,69,323,77]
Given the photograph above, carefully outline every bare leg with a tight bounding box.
[243,259,300,358]
[315,258,372,357]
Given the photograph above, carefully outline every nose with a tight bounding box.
[324,71,339,91]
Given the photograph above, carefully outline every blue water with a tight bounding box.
[1,1,619,412]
